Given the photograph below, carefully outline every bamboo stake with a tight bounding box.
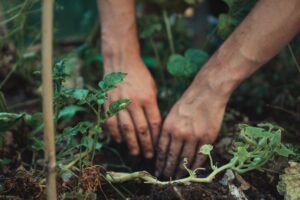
[42,0,57,199]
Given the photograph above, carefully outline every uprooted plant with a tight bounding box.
[105,123,295,185]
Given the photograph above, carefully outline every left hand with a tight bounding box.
[155,78,228,178]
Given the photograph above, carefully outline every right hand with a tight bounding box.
[104,59,161,159]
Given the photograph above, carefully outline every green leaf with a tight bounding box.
[98,72,127,91]
[236,146,250,163]
[167,49,209,78]
[107,99,131,117]
[63,121,94,137]
[58,105,86,120]
[270,130,281,146]
[276,145,295,157]
[167,54,189,76]
[63,88,89,101]
[217,14,238,39]
[82,136,94,151]
[138,16,162,39]
[184,48,209,66]
[244,126,272,138]
[199,144,213,155]
[0,112,25,132]
[32,138,44,151]
[24,112,43,128]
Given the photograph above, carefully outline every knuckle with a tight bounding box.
[136,124,148,134]
[150,120,161,129]
[121,123,134,132]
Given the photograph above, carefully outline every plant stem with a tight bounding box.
[162,10,175,54]
[42,0,57,199]
[287,44,300,74]
[106,157,238,185]
[64,151,89,170]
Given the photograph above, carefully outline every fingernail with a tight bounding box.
[131,149,139,156]
[145,152,153,159]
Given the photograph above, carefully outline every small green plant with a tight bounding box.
[0,61,131,177]
[167,48,208,78]
[105,123,295,185]
[51,61,131,172]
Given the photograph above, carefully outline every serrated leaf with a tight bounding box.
[236,146,249,163]
[82,136,94,151]
[58,105,86,120]
[244,126,272,138]
[167,54,188,76]
[63,121,93,137]
[107,99,131,117]
[167,54,198,77]
[270,130,281,146]
[98,72,127,91]
[184,48,209,66]
[24,112,43,128]
[0,112,25,132]
[167,49,209,78]
[199,144,213,155]
[63,88,89,101]
[276,145,295,157]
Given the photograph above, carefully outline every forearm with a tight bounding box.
[194,0,300,99]
[98,0,141,71]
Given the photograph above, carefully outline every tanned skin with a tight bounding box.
[98,0,300,177]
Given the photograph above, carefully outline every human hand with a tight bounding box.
[104,59,161,159]
[155,76,229,177]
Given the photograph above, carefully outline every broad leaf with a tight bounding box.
[98,72,127,91]
[199,144,213,155]
[184,48,209,66]
[107,99,131,117]
[276,145,295,157]
[0,112,25,132]
[58,105,86,120]
[63,88,89,101]
[167,49,209,77]
[236,146,249,163]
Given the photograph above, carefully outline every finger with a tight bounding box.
[118,110,140,156]
[176,141,198,178]
[129,106,153,159]
[191,146,207,171]
[143,100,161,146]
[155,131,171,177]
[163,137,183,177]
[105,115,122,143]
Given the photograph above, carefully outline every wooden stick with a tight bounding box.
[42,0,57,199]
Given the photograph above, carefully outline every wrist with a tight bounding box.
[102,35,142,72]
[193,41,260,101]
